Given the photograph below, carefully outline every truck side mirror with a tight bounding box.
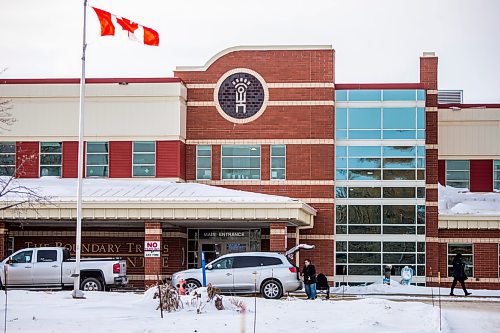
[6,257,13,265]
[206,264,213,270]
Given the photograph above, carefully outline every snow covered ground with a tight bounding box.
[1,287,499,333]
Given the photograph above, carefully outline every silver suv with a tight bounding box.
[171,252,302,299]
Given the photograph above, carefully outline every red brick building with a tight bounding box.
[0,46,499,289]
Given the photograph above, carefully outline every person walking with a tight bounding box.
[302,259,317,300]
[450,253,472,296]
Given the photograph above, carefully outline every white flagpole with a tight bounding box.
[72,0,87,299]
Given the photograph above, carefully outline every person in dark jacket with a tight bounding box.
[301,259,317,299]
[450,253,472,296]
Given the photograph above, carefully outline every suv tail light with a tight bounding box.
[288,267,297,273]
[113,263,120,274]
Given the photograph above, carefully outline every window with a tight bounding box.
[335,241,425,278]
[221,145,260,180]
[0,142,16,176]
[446,160,470,189]
[270,145,286,180]
[86,142,108,177]
[211,257,234,270]
[448,244,473,277]
[232,256,260,268]
[334,90,425,140]
[37,250,57,262]
[258,256,283,266]
[40,142,62,176]
[196,145,212,180]
[133,142,155,177]
[12,250,33,264]
[494,161,500,191]
[336,145,424,182]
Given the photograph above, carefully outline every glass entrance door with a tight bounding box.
[201,243,222,264]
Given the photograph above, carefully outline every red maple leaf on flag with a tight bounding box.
[116,17,138,34]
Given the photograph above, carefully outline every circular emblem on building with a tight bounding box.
[214,68,269,124]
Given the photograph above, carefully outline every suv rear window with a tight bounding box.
[232,256,283,268]
[258,256,283,266]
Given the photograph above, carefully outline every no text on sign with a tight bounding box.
[144,241,161,251]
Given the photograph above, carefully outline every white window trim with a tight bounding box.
[270,144,286,181]
[132,141,156,177]
[0,142,16,176]
[86,142,109,178]
[445,160,470,189]
[196,145,212,181]
[447,243,474,278]
[220,145,261,181]
[39,142,62,177]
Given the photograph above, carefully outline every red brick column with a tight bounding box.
[420,52,439,287]
[0,222,7,260]
[269,223,287,252]
[144,221,162,289]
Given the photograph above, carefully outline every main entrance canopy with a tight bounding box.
[0,178,316,227]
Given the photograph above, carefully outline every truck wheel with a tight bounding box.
[261,280,283,299]
[81,277,103,291]
[184,279,201,294]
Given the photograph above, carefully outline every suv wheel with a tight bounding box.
[185,279,201,294]
[261,280,283,299]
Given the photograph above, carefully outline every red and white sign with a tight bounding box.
[144,241,161,251]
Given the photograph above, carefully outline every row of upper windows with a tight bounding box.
[0,141,155,177]
[335,107,425,140]
[196,145,286,180]
[336,89,426,102]
[336,145,425,181]
[446,160,500,190]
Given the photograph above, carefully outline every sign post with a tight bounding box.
[201,252,207,287]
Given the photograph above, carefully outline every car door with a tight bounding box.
[232,256,261,292]
[5,250,34,286]
[32,249,61,285]
[205,256,234,292]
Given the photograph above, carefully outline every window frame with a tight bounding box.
[86,141,109,178]
[196,145,212,180]
[132,141,156,177]
[447,243,474,278]
[270,145,286,180]
[335,240,425,277]
[221,145,261,180]
[494,160,500,191]
[39,142,62,177]
[0,142,16,176]
[445,160,470,189]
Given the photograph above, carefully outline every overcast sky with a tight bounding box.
[1,0,499,102]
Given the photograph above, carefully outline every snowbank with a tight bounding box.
[331,280,500,297]
[439,184,500,215]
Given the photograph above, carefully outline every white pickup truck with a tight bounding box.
[0,247,128,291]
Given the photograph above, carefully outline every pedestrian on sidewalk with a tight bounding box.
[302,259,317,300]
[450,253,472,296]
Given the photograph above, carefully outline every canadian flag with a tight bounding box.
[91,7,159,46]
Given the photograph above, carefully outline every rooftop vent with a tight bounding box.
[438,90,463,104]
[422,51,436,57]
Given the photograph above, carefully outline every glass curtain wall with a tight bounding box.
[335,89,426,286]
